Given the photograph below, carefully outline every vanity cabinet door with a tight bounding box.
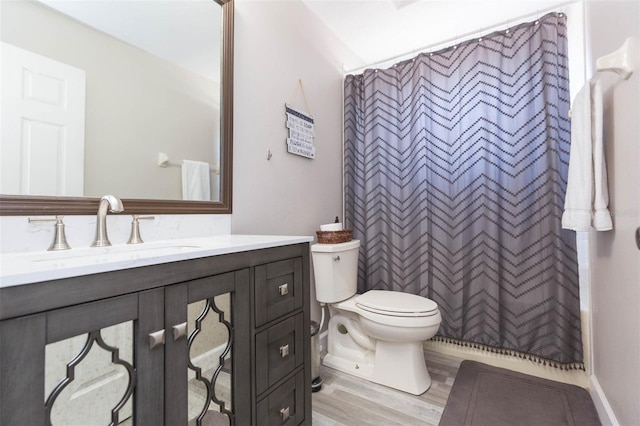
[0,289,164,426]
[164,268,251,426]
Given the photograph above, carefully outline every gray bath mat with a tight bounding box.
[439,360,601,426]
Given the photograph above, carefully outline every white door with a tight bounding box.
[1,42,86,196]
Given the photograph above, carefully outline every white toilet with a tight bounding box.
[311,239,442,395]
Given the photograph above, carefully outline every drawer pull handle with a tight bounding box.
[278,283,289,296]
[149,329,165,349]
[280,406,290,423]
[279,344,290,358]
[172,322,187,340]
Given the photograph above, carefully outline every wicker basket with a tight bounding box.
[316,230,352,244]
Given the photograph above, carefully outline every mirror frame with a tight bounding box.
[0,0,233,216]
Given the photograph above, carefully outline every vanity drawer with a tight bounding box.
[256,369,305,426]
[256,313,304,395]
[255,258,303,327]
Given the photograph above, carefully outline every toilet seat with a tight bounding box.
[356,290,438,317]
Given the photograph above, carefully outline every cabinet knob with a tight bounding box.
[149,329,165,349]
[280,406,290,423]
[279,344,290,358]
[278,283,289,296]
[172,322,187,340]
[333,255,341,262]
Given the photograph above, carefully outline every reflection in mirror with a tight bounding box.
[0,0,233,215]
[187,293,232,425]
[45,321,134,425]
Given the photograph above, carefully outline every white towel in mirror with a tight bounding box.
[182,160,211,201]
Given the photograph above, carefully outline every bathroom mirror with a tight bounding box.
[0,0,233,215]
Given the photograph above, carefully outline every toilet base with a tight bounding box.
[323,352,375,382]
[324,340,432,395]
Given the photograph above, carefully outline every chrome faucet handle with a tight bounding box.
[28,215,71,251]
[127,215,155,245]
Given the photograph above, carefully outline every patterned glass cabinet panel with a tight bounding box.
[45,320,135,424]
[0,290,163,425]
[0,270,251,425]
[165,270,251,426]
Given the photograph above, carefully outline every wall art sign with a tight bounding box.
[285,103,315,159]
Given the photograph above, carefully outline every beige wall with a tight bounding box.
[585,1,640,425]
[231,1,360,321]
[1,0,219,201]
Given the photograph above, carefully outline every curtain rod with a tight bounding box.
[344,1,577,75]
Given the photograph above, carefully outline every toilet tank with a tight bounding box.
[311,240,360,303]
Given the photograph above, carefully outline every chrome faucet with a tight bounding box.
[91,195,124,247]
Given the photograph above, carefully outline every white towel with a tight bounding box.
[562,80,613,231]
[182,160,211,201]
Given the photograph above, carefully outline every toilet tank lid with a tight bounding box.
[311,239,360,252]
[356,290,438,314]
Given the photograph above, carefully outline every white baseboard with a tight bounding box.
[589,374,619,426]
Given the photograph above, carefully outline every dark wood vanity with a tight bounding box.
[0,242,311,425]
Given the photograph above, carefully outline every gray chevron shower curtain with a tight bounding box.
[344,13,583,367]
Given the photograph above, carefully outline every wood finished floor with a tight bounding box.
[312,349,463,426]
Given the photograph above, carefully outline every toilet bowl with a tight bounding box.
[311,240,442,395]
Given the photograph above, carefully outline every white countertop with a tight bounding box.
[0,235,313,288]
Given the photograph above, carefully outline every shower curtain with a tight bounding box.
[344,13,583,367]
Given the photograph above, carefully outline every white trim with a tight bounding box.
[590,374,620,426]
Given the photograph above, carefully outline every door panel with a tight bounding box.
[1,42,85,196]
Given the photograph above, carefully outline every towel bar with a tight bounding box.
[596,37,636,79]
[157,152,220,174]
